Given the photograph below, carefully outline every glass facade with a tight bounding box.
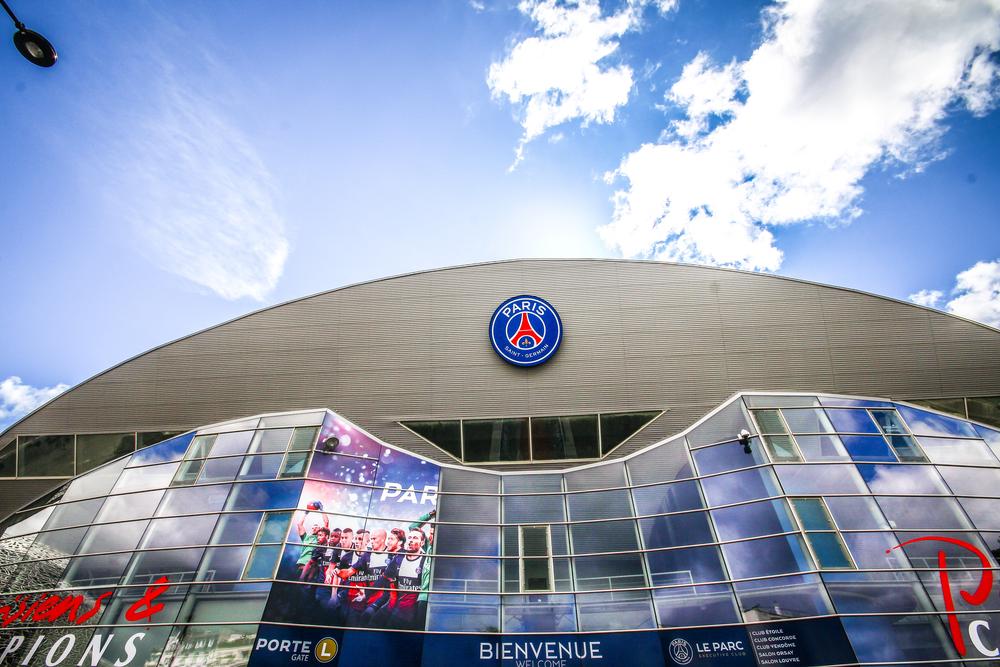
[2,397,1000,666]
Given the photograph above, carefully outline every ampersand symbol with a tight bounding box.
[125,577,170,622]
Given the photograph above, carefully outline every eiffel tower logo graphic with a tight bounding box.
[508,312,544,349]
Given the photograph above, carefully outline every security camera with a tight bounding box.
[738,429,752,454]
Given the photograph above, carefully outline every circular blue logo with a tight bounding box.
[489,295,562,367]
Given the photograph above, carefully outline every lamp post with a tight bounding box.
[1,0,57,67]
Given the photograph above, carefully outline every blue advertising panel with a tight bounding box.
[748,618,857,667]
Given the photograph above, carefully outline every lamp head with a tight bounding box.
[13,28,57,67]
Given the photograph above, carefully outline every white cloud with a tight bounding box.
[0,376,70,429]
[909,259,1000,327]
[488,0,675,166]
[600,0,1000,270]
[908,289,944,308]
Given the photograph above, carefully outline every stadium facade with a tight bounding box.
[2,258,1000,667]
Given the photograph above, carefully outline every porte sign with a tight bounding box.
[489,295,563,367]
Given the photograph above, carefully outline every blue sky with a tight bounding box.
[2,0,999,429]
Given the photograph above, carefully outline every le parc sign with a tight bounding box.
[0,577,169,666]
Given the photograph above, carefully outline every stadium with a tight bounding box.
[2,258,1000,666]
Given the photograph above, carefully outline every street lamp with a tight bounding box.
[1,0,57,67]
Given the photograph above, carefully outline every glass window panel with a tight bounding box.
[653,583,740,627]
[75,433,134,473]
[130,432,194,465]
[794,434,850,462]
[224,481,303,510]
[968,397,1000,428]
[753,409,787,434]
[278,451,310,477]
[939,466,1000,495]
[841,532,911,569]
[916,436,998,466]
[712,499,796,541]
[600,411,659,453]
[197,456,243,483]
[632,480,704,516]
[840,434,897,462]
[207,431,254,457]
[156,625,258,667]
[249,429,293,454]
[0,441,15,478]
[172,459,204,486]
[78,519,148,554]
[646,544,727,585]
[426,594,501,632]
[886,434,927,462]
[438,493,499,523]
[774,464,866,494]
[523,557,551,591]
[17,435,74,477]
[6,558,69,592]
[840,614,959,663]
[61,552,132,587]
[142,514,219,548]
[626,442,694,485]
[909,397,968,417]
[0,535,34,565]
[1,506,54,539]
[259,412,324,429]
[94,489,164,523]
[434,525,499,556]
[197,545,251,583]
[978,424,1000,458]
[157,484,231,516]
[857,463,949,494]
[257,512,292,543]
[137,431,184,449]
[27,527,88,560]
[566,489,633,521]
[60,457,129,502]
[876,496,972,529]
[244,545,281,579]
[238,454,284,480]
[722,534,813,579]
[781,408,835,434]
[573,554,647,591]
[819,396,893,408]
[896,405,978,437]
[734,573,833,621]
[789,498,835,530]
[186,435,216,459]
[503,473,563,493]
[688,400,755,447]
[870,409,910,435]
[531,415,599,460]
[701,467,782,506]
[570,519,639,554]
[825,408,881,434]
[288,426,319,451]
[112,461,181,493]
[503,494,566,523]
[960,498,1000,530]
[639,512,715,549]
[502,594,576,633]
[211,513,263,545]
[125,547,205,584]
[576,590,655,630]
[463,418,529,462]
[761,434,801,462]
[692,440,767,475]
[565,462,626,491]
[823,571,933,613]
[431,556,500,592]
[804,532,853,568]
[178,584,269,623]
[745,395,820,408]
[894,531,995,570]
[44,498,105,530]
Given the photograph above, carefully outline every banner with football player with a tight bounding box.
[267,411,440,631]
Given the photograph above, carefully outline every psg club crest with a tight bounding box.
[489,295,562,367]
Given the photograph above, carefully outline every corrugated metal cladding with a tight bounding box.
[3,258,1000,510]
